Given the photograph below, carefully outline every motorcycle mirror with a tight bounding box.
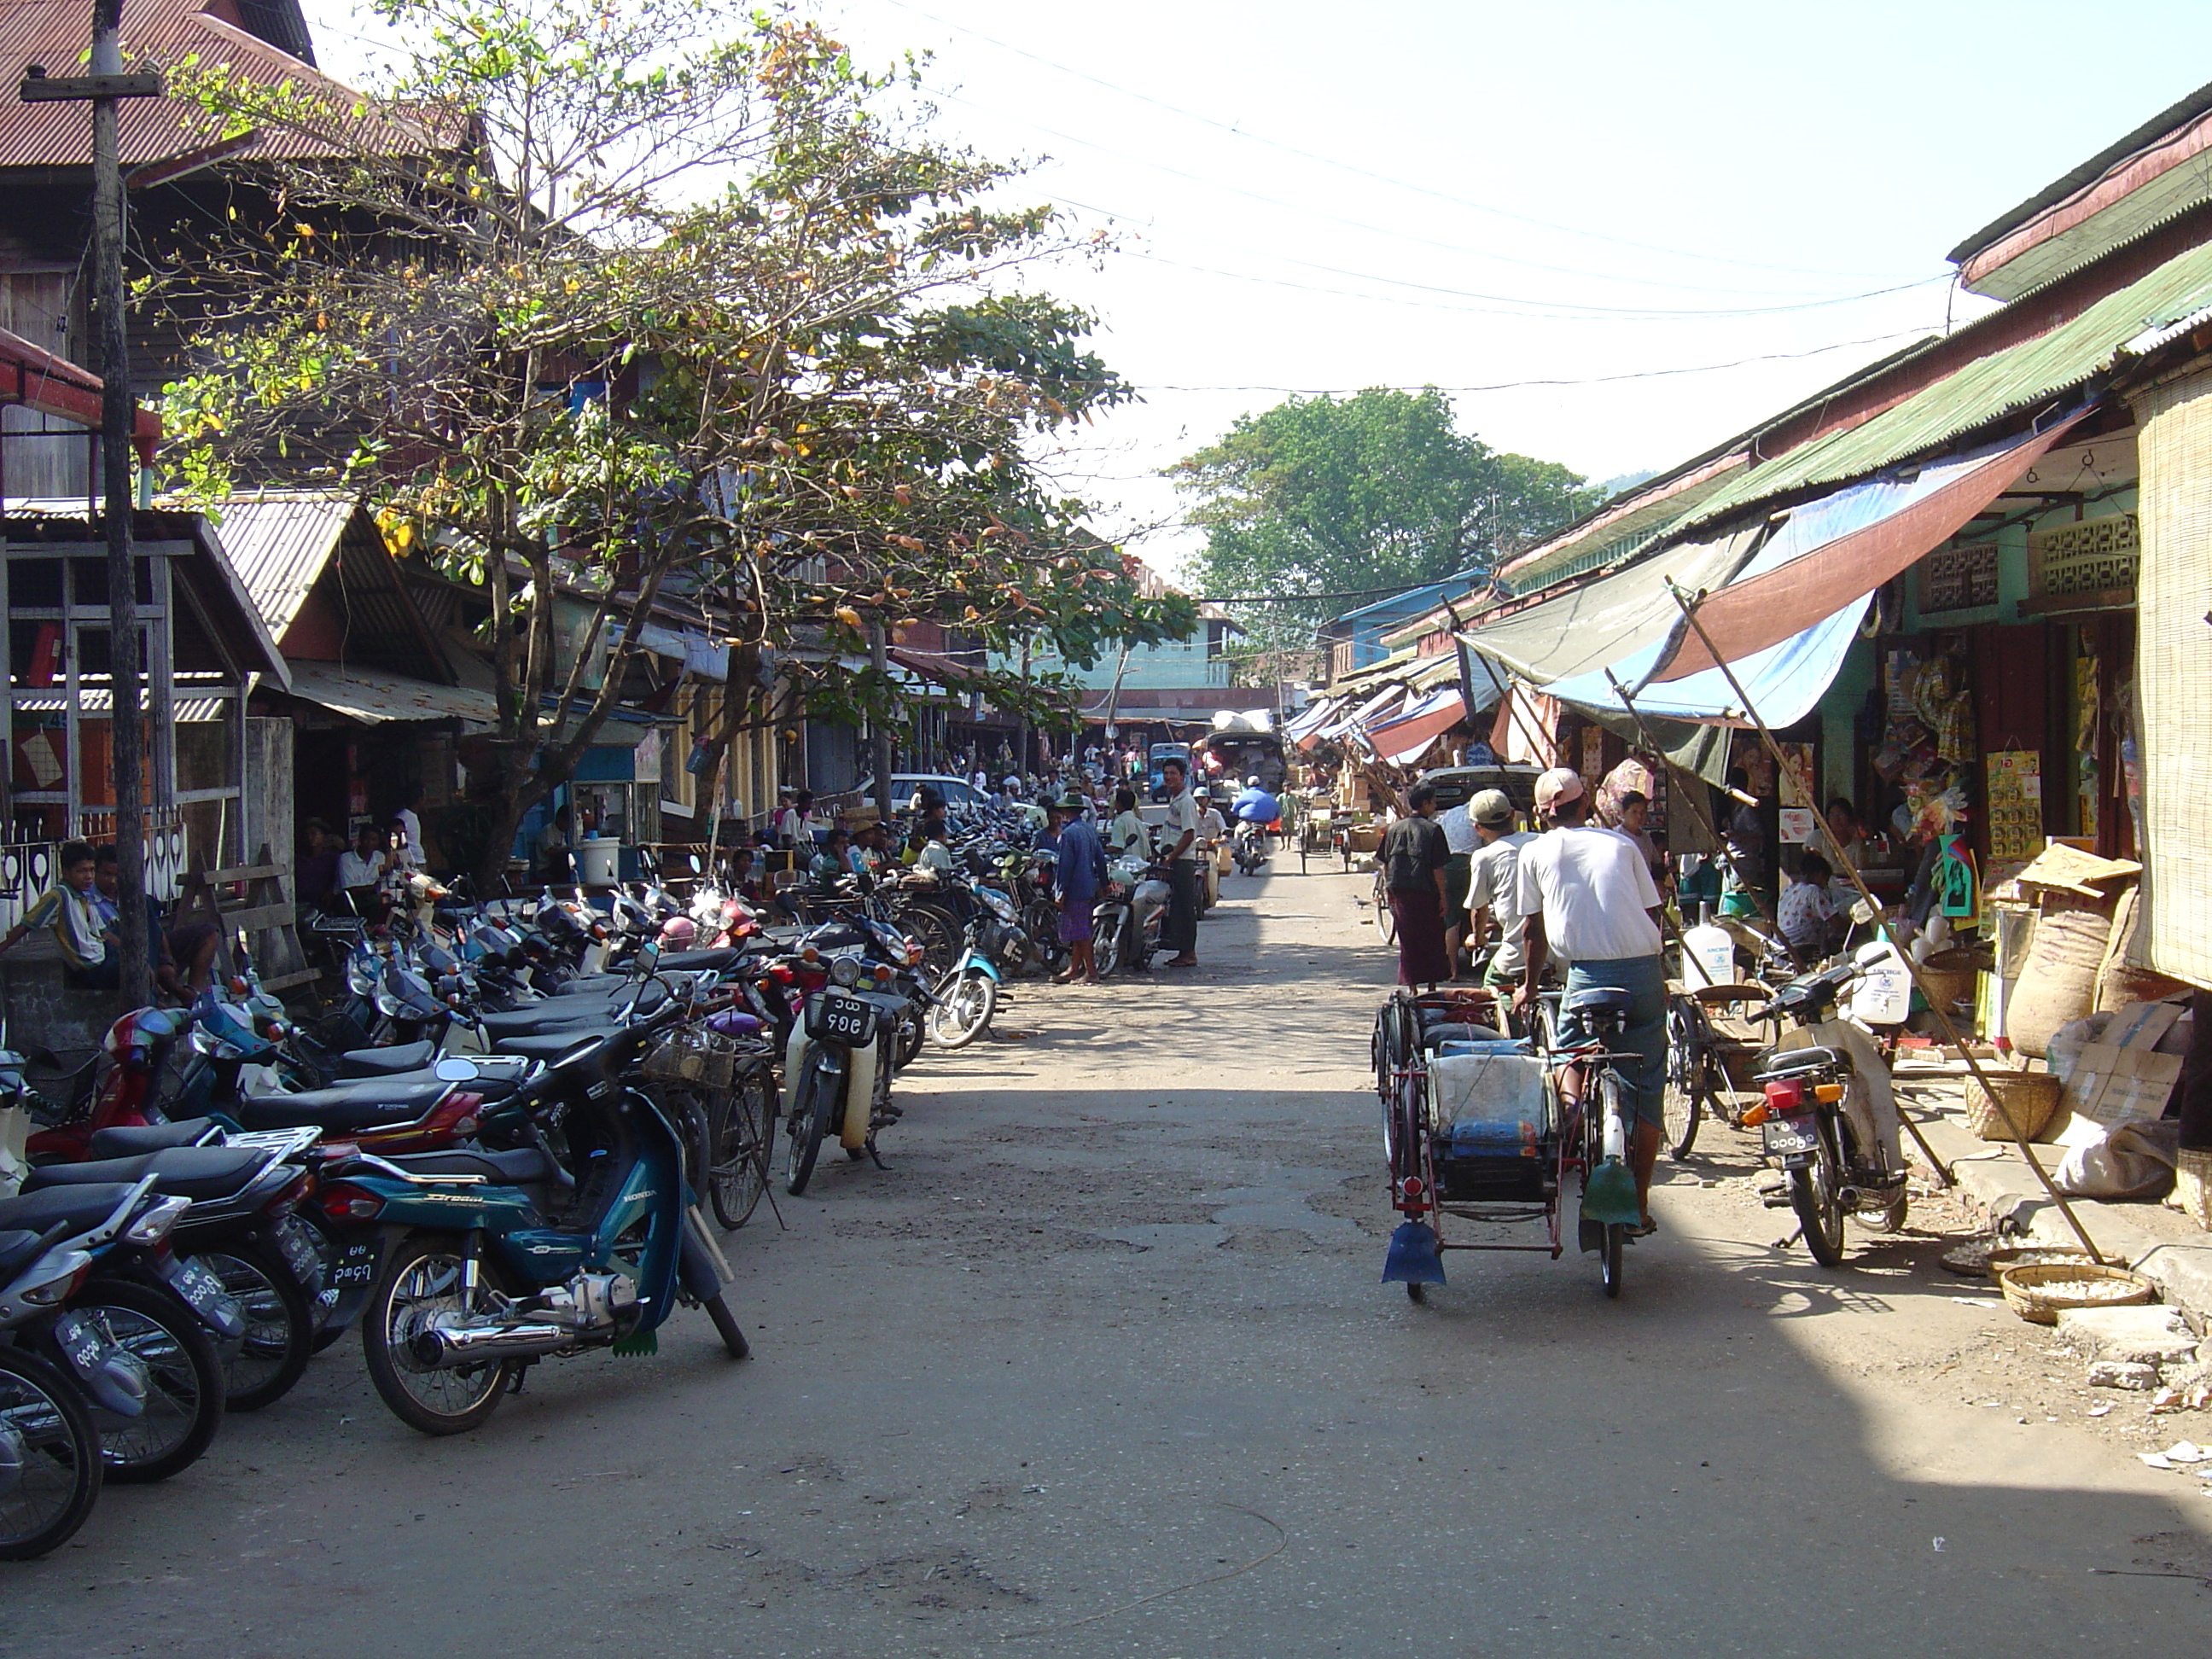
[689,853,702,874]
[433,1057,480,1083]
[1849,898,1881,925]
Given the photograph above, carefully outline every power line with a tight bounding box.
[930,88,1945,319]
[1121,328,1936,393]
[876,0,1926,284]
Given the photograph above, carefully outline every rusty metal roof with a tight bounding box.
[0,0,416,171]
[279,659,498,728]
[201,487,354,643]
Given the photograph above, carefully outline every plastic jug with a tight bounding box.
[1848,937,1912,1027]
[1682,905,1736,989]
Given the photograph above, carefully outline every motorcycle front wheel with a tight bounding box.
[928,969,997,1050]
[1093,911,1124,980]
[0,1348,102,1560]
[784,1049,841,1196]
[361,1234,520,1436]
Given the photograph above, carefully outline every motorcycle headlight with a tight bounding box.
[830,955,862,988]
[123,1195,191,1246]
[981,889,1016,921]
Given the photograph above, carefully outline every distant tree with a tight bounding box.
[1168,387,1598,649]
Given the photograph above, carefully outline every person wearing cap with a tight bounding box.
[1514,766,1668,1235]
[1051,791,1109,983]
[1436,788,1486,976]
[1380,778,1452,989]
[1462,789,1534,991]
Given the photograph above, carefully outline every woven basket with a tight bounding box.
[2172,1147,2212,1232]
[1961,1069,2063,1142]
[1918,950,1981,1016]
[1995,1261,2156,1324]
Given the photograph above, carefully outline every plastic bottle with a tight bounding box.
[1848,935,1912,1027]
[1682,903,1736,989]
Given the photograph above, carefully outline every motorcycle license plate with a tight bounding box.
[52,1312,103,1373]
[172,1255,231,1317]
[808,992,874,1045]
[274,1216,324,1289]
[328,1239,380,1289]
[1762,1115,1821,1156]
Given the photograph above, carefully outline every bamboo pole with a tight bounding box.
[1662,581,2103,1257]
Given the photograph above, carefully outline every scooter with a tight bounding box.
[777,951,911,1196]
[927,917,1004,1051]
[318,1006,750,1436]
[1091,855,1168,978]
[1231,818,1268,876]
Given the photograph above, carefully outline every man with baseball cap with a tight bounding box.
[1514,766,1668,1235]
[1462,788,1534,991]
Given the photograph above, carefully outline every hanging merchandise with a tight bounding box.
[1984,750,2043,863]
[1934,832,1980,923]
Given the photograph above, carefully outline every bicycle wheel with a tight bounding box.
[0,1348,101,1560]
[1661,998,1703,1161]
[706,1065,776,1229]
[1598,1072,1629,1300]
[1375,876,1397,946]
[784,1048,840,1196]
[895,904,961,978]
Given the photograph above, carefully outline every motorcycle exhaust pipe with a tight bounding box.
[408,1320,573,1369]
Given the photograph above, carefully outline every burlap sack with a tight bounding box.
[2007,898,2114,1057]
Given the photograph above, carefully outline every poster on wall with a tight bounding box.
[1778,742,1815,809]
[1580,724,1604,783]
[1778,806,1817,846]
[1984,749,2043,862]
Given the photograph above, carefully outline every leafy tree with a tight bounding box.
[1169,387,1598,649]
[160,0,1190,876]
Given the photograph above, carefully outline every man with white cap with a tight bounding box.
[1513,766,1668,1234]
[1462,788,1534,991]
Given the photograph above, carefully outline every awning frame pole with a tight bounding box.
[1662,581,2110,1253]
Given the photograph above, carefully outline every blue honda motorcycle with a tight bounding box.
[317,1004,749,1435]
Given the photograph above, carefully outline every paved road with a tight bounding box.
[10,867,2212,1656]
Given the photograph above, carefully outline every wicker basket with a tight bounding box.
[1917,950,1982,1016]
[642,1028,746,1091]
[1962,1069,2062,1142]
[2172,1147,2212,1232]
[1995,1260,2156,1324]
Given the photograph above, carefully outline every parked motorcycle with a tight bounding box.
[319,1002,750,1436]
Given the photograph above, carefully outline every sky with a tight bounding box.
[301,0,2212,580]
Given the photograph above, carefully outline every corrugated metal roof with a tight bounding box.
[280,660,497,727]
[1675,236,2212,536]
[201,489,355,643]
[0,0,431,172]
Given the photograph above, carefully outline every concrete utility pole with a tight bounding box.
[21,5,164,1009]
[867,621,894,820]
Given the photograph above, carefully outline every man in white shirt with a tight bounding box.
[1514,767,1668,1234]
[1158,757,1202,967]
[1462,789,1535,990]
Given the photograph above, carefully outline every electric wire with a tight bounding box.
[876,0,1928,283]
[928,85,1947,319]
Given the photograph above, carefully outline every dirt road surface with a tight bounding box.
[9,867,2211,1656]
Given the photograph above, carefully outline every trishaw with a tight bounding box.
[1372,985,1647,1299]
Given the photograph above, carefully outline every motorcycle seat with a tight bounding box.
[380,1145,560,1185]
[492,1025,621,1062]
[334,1039,438,1079]
[0,1228,45,1278]
[655,947,748,972]
[90,1118,221,1157]
[0,1182,145,1237]
[235,1079,451,1132]
[1563,986,1634,1017]
[26,1144,271,1202]
[1756,1046,1854,1080]
[547,974,633,996]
